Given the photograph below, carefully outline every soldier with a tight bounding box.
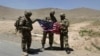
[41,17,53,50]
[50,10,57,23]
[60,13,69,50]
[14,11,33,56]
[47,10,57,49]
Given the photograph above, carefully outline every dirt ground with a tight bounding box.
[0,20,100,56]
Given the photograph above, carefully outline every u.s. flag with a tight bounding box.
[37,19,60,34]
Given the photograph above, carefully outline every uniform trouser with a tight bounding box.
[42,31,54,48]
[60,32,69,49]
[21,32,32,52]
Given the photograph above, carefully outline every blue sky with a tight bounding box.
[0,0,100,10]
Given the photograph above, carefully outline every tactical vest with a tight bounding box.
[15,16,33,32]
[60,19,69,32]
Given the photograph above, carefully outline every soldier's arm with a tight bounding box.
[32,19,40,24]
[14,20,18,27]
[65,19,70,27]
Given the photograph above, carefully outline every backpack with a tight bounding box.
[14,16,22,32]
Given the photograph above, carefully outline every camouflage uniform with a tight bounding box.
[42,17,53,49]
[42,30,54,48]
[48,10,57,48]
[15,11,33,55]
[50,10,57,23]
[60,13,69,49]
[42,10,57,50]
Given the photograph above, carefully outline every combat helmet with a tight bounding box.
[24,10,32,16]
[60,13,65,17]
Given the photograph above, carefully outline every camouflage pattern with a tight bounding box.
[42,10,57,49]
[41,17,54,48]
[42,31,53,48]
[60,13,69,49]
[15,11,33,54]
[19,16,33,52]
[14,16,22,33]
[50,10,57,23]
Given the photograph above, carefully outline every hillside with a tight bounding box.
[0,5,100,23]
[0,5,23,20]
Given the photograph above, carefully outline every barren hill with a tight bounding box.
[0,5,23,20]
[0,5,100,22]
[67,7,100,19]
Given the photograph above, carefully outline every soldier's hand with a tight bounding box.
[60,23,63,25]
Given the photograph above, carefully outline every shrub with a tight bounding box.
[79,29,100,37]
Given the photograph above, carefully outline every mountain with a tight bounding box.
[67,7,100,19]
[0,5,23,20]
[0,5,100,22]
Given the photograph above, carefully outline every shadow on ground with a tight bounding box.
[28,48,42,55]
[45,46,74,54]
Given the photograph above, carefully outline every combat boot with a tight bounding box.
[40,44,45,51]
[65,44,70,54]
[22,52,28,56]
[49,45,53,50]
